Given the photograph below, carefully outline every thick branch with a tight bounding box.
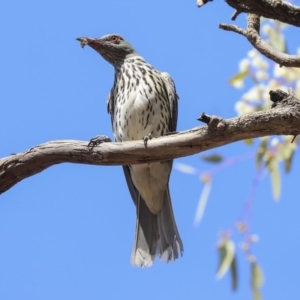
[220,14,300,67]
[1,93,300,195]
[226,0,300,27]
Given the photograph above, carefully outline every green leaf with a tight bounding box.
[278,142,296,173]
[230,254,238,291]
[252,288,263,300]
[216,239,235,279]
[251,261,264,288]
[244,138,254,145]
[284,149,295,173]
[256,138,268,168]
[267,157,281,201]
[251,262,264,300]
[202,154,223,163]
[229,70,248,87]
[267,28,287,53]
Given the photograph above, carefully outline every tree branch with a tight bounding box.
[220,14,300,67]
[225,0,300,27]
[1,91,300,195]
[196,0,213,7]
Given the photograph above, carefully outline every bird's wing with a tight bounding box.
[157,73,183,260]
[107,86,138,206]
[106,87,115,125]
[161,72,179,132]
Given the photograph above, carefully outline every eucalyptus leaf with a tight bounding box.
[230,254,238,291]
[284,149,295,173]
[251,262,264,300]
[267,28,287,53]
[202,154,223,163]
[244,138,254,145]
[278,142,296,173]
[267,157,281,201]
[216,239,235,279]
[229,70,248,87]
[251,261,264,288]
[252,288,263,300]
[256,138,268,168]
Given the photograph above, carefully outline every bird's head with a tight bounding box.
[76,34,137,67]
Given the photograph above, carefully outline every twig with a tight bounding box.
[225,0,300,27]
[220,14,300,67]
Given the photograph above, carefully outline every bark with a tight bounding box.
[225,0,300,27]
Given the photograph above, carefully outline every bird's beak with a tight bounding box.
[76,37,103,51]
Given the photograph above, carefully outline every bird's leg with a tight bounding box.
[88,135,112,149]
[143,133,153,147]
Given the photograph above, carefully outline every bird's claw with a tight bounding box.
[88,135,112,149]
[143,133,153,147]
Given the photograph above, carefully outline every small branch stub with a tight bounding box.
[197,112,212,124]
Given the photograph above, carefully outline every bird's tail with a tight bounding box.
[131,186,183,267]
[131,194,158,267]
[157,187,183,262]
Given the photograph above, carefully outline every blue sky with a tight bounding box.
[1,1,299,299]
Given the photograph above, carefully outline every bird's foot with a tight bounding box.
[88,135,112,149]
[143,133,153,147]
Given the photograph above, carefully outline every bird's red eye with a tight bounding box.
[111,36,119,43]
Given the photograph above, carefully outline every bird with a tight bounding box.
[77,34,183,267]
